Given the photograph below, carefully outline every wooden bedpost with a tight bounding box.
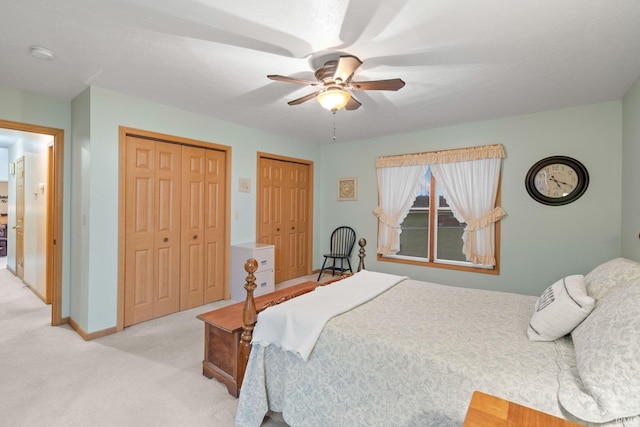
[236,240,366,389]
[357,238,367,271]
[238,258,258,388]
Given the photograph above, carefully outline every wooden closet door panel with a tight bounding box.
[257,158,274,246]
[181,146,205,310]
[272,162,285,282]
[257,159,273,268]
[283,164,298,280]
[203,149,225,303]
[153,142,182,317]
[124,137,156,326]
[257,157,312,283]
[295,163,310,276]
[258,158,286,283]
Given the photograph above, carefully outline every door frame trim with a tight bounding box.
[117,126,232,331]
[15,156,25,281]
[256,152,314,279]
[0,119,64,326]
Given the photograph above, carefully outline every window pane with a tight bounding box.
[436,210,466,262]
[398,210,429,258]
[412,194,429,208]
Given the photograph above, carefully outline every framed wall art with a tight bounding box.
[337,177,357,201]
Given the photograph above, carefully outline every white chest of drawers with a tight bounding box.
[230,243,275,301]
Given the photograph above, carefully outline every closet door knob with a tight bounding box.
[163,237,169,243]
[193,235,198,240]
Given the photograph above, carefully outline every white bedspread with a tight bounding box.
[237,279,586,427]
[251,270,407,361]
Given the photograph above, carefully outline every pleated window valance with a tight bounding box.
[375,144,505,168]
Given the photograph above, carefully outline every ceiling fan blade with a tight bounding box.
[334,55,363,83]
[345,95,362,111]
[350,78,406,91]
[124,2,312,58]
[287,91,320,105]
[337,0,384,47]
[337,0,410,49]
[268,75,318,86]
[362,47,481,70]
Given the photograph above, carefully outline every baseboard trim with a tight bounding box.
[68,318,117,341]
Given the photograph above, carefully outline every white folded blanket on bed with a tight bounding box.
[251,270,407,361]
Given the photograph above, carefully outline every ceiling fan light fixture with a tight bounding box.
[317,87,351,112]
[30,46,56,60]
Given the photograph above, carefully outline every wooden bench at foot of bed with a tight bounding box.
[197,279,320,397]
[197,238,367,397]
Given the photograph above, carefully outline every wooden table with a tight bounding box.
[463,391,584,427]
[197,281,319,397]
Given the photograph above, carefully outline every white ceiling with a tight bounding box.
[1,0,640,144]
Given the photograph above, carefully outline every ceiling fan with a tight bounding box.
[267,55,405,113]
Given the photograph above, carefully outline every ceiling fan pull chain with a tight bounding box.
[333,116,337,141]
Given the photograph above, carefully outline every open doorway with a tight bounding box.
[0,119,64,326]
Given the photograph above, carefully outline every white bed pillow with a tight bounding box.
[584,257,640,301]
[567,281,640,422]
[527,275,594,342]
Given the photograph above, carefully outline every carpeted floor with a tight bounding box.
[0,267,331,426]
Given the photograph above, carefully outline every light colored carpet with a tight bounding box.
[0,268,334,426]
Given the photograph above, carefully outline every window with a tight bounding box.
[391,168,492,271]
[373,145,505,274]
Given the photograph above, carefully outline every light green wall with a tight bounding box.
[76,86,321,332]
[70,88,91,328]
[0,86,73,317]
[319,101,623,296]
[0,83,632,332]
[622,76,640,260]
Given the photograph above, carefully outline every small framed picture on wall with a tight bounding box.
[337,177,357,201]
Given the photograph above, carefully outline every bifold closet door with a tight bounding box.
[179,146,226,309]
[258,158,285,283]
[258,158,310,283]
[124,138,181,326]
[292,162,310,277]
[283,162,310,279]
[283,163,299,280]
[180,146,205,310]
[203,149,226,304]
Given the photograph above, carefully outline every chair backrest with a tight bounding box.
[330,226,356,257]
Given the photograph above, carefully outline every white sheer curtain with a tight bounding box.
[373,164,427,255]
[430,157,505,266]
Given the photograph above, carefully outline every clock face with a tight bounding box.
[525,156,589,206]
[533,163,579,198]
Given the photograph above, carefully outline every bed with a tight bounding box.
[234,250,640,427]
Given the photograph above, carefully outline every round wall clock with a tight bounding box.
[525,156,589,206]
